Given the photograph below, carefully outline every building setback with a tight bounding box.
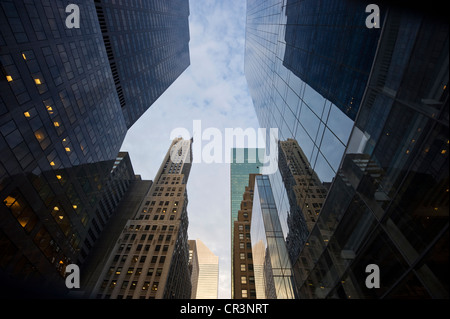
[91,138,193,299]
[0,0,190,296]
[189,239,219,299]
[232,173,259,299]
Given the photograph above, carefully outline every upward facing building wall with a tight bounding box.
[91,138,193,299]
[0,0,190,296]
[94,0,191,128]
[244,0,381,249]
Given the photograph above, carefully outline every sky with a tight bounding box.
[120,0,259,299]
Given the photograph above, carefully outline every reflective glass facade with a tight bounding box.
[245,0,380,242]
[294,9,449,299]
[96,0,191,128]
[283,0,381,121]
[0,0,127,295]
[245,0,448,299]
[251,175,295,299]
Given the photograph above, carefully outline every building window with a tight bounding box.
[241,276,247,284]
[242,289,248,298]
[240,264,246,271]
[240,253,245,260]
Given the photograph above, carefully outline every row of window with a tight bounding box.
[101,278,159,292]
[112,254,167,265]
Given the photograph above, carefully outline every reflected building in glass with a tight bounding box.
[244,0,381,246]
[294,8,448,299]
[0,0,190,296]
[278,139,328,263]
[251,175,295,299]
[245,0,449,299]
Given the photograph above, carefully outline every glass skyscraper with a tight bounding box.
[244,0,380,253]
[294,8,448,299]
[283,0,381,121]
[230,148,264,230]
[245,0,448,299]
[94,0,191,128]
[0,0,190,296]
[251,175,295,299]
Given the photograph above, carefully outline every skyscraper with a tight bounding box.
[278,139,328,263]
[245,0,449,299]
[292,7,449,299]
[251,175,295,299]
[244,0,380,252]
[94,0,191,128]
[0,0,190,296]
[230,148,262,298]
[91,137,193,299]
[232,173,259,299]
[189,239,219,299]
[282,0,381,121]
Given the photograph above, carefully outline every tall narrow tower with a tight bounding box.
[91,137,193,299]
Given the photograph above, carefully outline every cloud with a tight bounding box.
[121,0,258,299]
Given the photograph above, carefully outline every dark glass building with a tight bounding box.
[94,0,191,128]
[245,0,373,260]
[283,0,381,120]
[293,8,448,299]
[0,0,190,296]
[245,0,448,299]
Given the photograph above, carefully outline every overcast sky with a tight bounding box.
[120,0,259,299]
